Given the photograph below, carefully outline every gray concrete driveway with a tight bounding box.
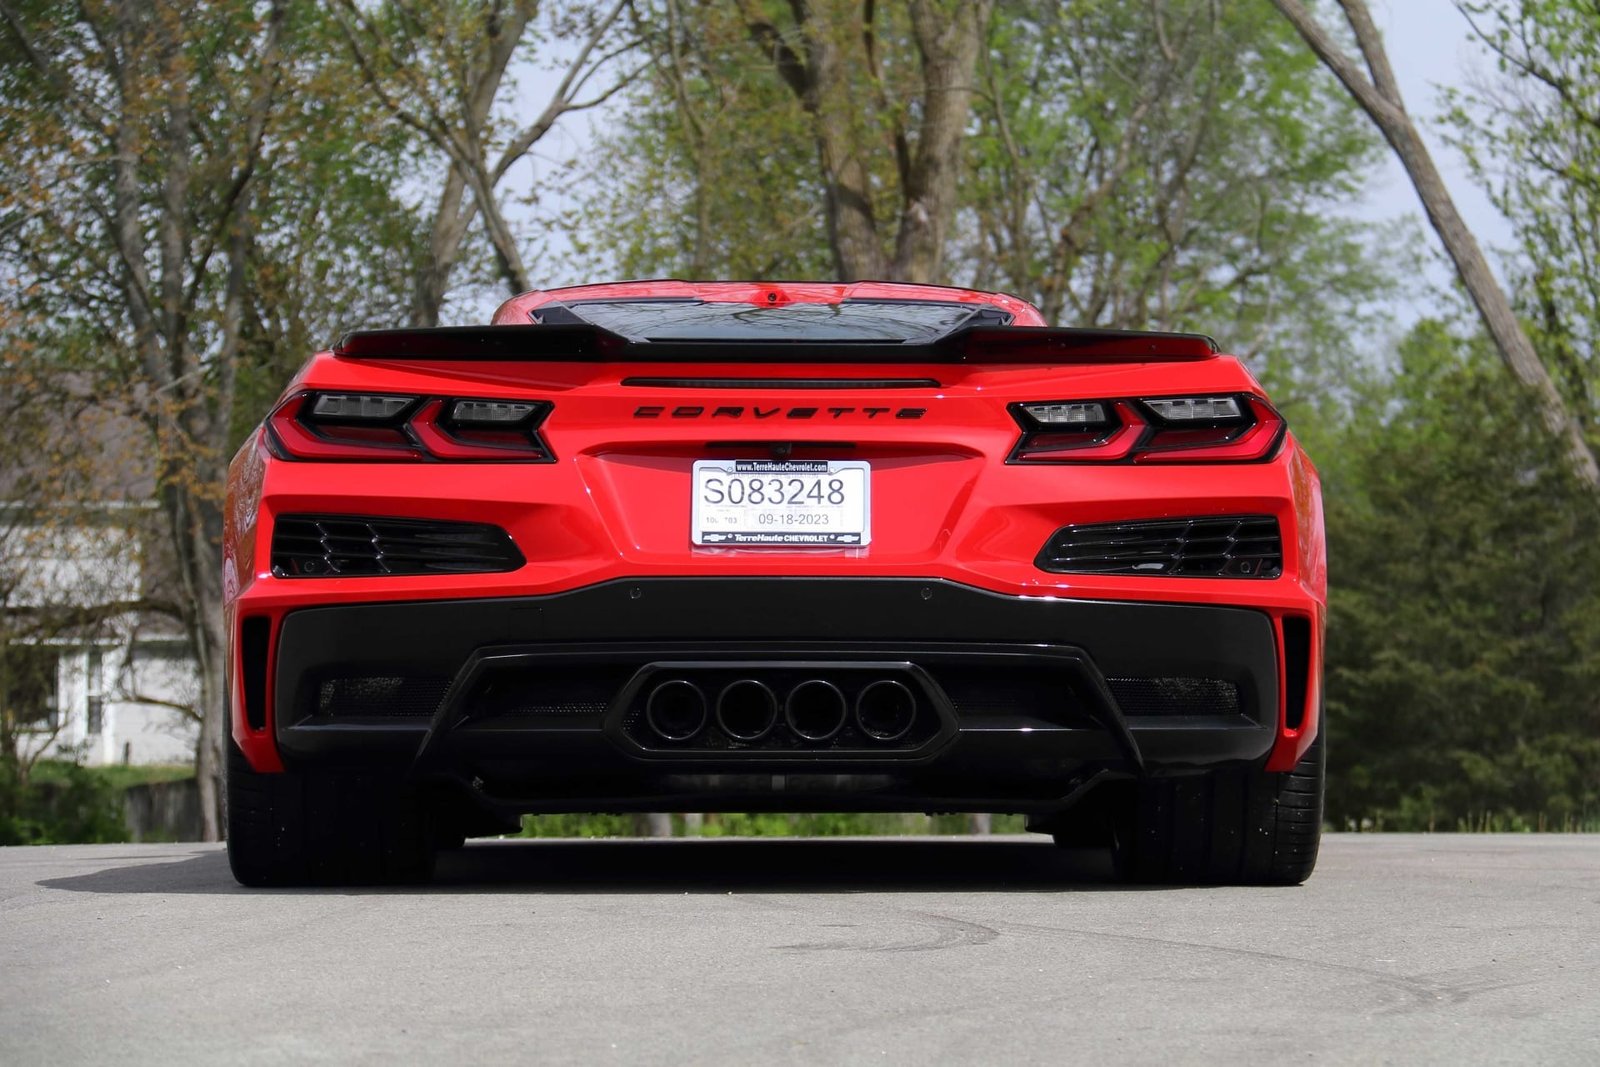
[2,835,1596,1064]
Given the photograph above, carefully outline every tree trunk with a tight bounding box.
[801,16,887,280]
[460,154,534,297]
[155,480,228,840]
[1269,0,1600,487]
[338,0,636,312]
[193,595,227,841]
[890,0,992,282]
[741,0,993,283]
[411,171,474,327]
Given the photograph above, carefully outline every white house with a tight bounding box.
[1,504,199,767]
[43,635,198,766]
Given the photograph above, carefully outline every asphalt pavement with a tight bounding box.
[2,835,1596,1065]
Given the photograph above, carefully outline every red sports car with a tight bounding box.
[223,280,1325,885]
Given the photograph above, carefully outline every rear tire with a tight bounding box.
[1098,732,1324,885]
[226,742,437,887]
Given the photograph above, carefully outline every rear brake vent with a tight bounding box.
[1107,677,1242,718]
[1037,515,1282,578]
[271,515,523,577]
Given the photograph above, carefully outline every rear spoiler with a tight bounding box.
[332,324,1218,364]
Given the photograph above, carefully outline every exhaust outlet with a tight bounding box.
[716,679,778,742]
[784,679,847,742]
[854,679,918,741]
[645,679,708,741]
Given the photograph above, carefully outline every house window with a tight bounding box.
[86,649,104,735]
[1,644,59,732]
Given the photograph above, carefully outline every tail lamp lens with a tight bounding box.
[1011,394,1283,463]
[311,393,414,420]
[1136,395,1283,462]
[266,391,553,462]
[450,400,538,424]
[1020,401,1108,425]
[1142,396,1240,421]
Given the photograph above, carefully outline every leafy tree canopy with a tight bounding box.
[1323,320,1600,830]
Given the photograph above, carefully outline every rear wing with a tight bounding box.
[333,324,1218,364]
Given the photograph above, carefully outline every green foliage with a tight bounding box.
[1321,321,1600,831]
[0,755,128,846]
[519,813,1027,837]
[30,760,193,792]
[519,813,644,838]
[1446,2,1600,434]
[223,5,445,448]
[579,0,1397,411]
[968,1,1389,353]
[569,1,837,279]
[0,1,441,454]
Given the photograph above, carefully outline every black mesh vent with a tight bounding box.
[316,675,452,718]
[1107,677,1241,717]
[1037,515,1282,578]
[467,666,633,722]
[272,515,523,577]
[931,667,1092,725]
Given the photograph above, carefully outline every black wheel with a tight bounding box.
[226,743,437,887]
[1098,731,1324,885]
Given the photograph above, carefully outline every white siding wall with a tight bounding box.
[45,646,199,767]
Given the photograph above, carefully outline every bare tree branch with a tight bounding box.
[121,692,201,723]
[1271,0,1600,487]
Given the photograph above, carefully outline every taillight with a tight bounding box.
[1010,394,1284,463]
[1135,395,1283,462]
[266,391,553,462]
[1007,400,1145,461]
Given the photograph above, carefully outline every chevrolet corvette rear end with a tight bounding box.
[223,281,1325,886]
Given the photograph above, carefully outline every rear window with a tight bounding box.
[531,299,1013,343]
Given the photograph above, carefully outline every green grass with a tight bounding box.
[519,812,1030,838]
[28,760,193,791]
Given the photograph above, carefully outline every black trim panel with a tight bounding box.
[621,377,942,390]
[334,324,1219,364]
[272,578,1278,803]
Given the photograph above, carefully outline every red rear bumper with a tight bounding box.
[227,427,1324,781]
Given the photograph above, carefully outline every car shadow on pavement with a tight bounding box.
[36,837,1147,896]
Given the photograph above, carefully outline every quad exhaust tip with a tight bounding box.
[784,679,848,742]
[854,679,918,741]
[644,679,708,741]
[645,675,921,746]
[716,679,779,742]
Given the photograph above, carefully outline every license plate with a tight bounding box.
[692,460,870,546]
